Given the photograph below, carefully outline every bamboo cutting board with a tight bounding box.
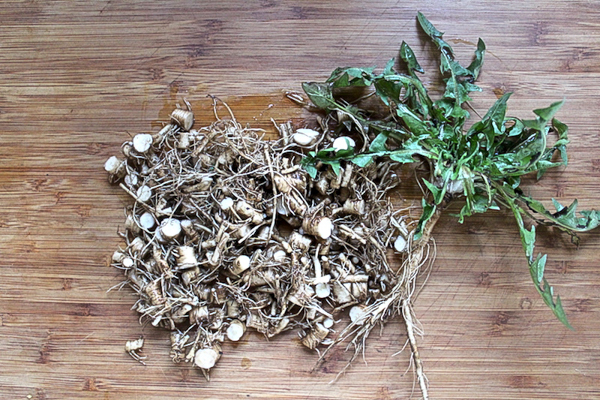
[1,1,600,399]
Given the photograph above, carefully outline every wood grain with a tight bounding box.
[1,1,600,399]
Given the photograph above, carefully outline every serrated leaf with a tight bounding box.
[521,99,565,131]
[417,12,452,55]
[388,73,433,116]
[397,104,432,135]
[304,163,318,179]
[552,118,569,165]
[506,118,525,137]
[315,147,337,158]
[423,179,444,204]
[552,295,573,330]
[350,153,375,167]
[382,58,396,76]
[400,41,424,74]
[302,82,337,110]
[466,38,486,79]
[329,160,341,176]
[518,195,600,233]
[417,12,444,38]
[300,157,318,179]
[484,92,512,125]
[530,253,547,286]
[374,77,403,106]
[530,255,573,329]
[552,198,565,213]
[413,199,436,242]
[501,186,573,329]
[335,147,355,159]
[389,150,418,164]
[327,66,376,88]
[522,225,536,260]
[300,12,588,329]
[534,99,565,124]
[369,132,389,153]
[446,58,471,78]
[418,12,483,114]
[442,74,467,100]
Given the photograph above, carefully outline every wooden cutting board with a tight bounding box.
[1,1,600,399]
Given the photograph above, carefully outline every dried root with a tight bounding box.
[125,336,146,365]
[106,99,429,390]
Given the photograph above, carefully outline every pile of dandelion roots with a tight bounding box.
[105,102,425,380]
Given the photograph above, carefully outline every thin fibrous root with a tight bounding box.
[312,204,441,399]
[403,299,428,400]
[107,98,423,385]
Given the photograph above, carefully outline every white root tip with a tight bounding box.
[121,257,134,269]
[136,185,152,203]
[194,347,221,370]
[235,200,256,218]
[171,109,194,131]
[322,317,334,329]
[272,249,287,263]
[231,255,251,275]
[124,173,138,187]
[220,197,234,210]
[139,212,156,230]
[160,218,181,240]
[226,319,246,342]
[315,282,331,299]
[132,133,154,153]
[317,218,332,240]
[104,156,122,173]
[349,304,369,325]
[292,128,320,146]
[112,250,126,263]
[303,216,333,240]
[332,136,355,151]
[394,235,407,253]
[180,219,193,231]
